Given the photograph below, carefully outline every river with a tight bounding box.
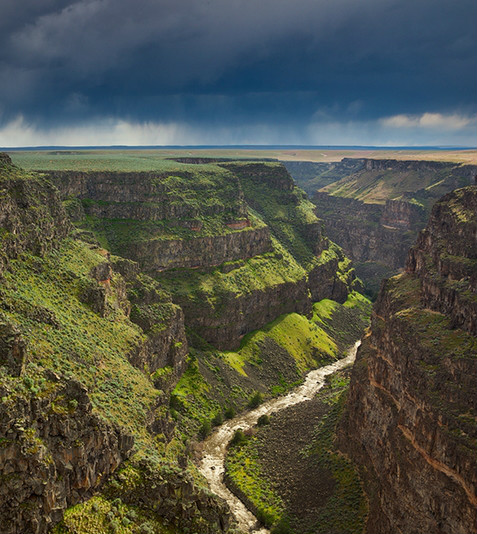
[197,340,361,533]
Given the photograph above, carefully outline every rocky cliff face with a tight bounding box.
[0,155,70,276]
[313,193,415,270]
[307,159,476,295]
[47,161,360,349]
[339,186,477,534]
[129,226,272,271]
[406,187,477,335]
[0,156,235,533]
[0,376,134,534]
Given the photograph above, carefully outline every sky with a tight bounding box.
[0,0,476,147]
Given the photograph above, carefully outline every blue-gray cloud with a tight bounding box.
[1,0,476,145]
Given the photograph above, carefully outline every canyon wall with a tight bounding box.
[0,155,234,533]
[302,159,477,295]
[48,161,360,349]
[339,186,477,534]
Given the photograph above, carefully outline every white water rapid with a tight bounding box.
[197,340,361,533]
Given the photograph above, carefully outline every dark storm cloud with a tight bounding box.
[1,0,476,143]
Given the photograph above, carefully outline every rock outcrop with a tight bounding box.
[313,193,416,270]
[129,226,272,271]
[0,158,70,276]
[406,187,477,335]
[339,186,477,534]
[0,376,134,534]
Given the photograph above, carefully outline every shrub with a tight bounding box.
[271,516,293,534]
[256,508,275,528]
[248,391,264,409]
[198,420,212,439]
[229,429,248,447]
[169,393,183,411]
[224,406,235,419]
[257,414,270,426]
[140,524,155,534]
[212,411,223,427]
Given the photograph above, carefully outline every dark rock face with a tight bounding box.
[177,278,312,350]
[0,163,70,275]
[0,378,134,534]
[313,192,422,271]
[131,226,272,271]
[110,459,232,533]
[47,170,248,220]
[339,186,477,534]
[381,198,426,230]
[406,187,477,335]
[0,321,27,377]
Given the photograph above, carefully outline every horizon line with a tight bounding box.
[2,144,476,151]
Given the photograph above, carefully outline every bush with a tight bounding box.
[257,414,270,426]
[248,391,264,409]
[256,508,275,528]
[212,411,223,427]
[140,524,155,534]
[198,420,211,439]
[224,406,235,419]
[229,429,248,447]
[169,393,183,411]
[271,516,293,534]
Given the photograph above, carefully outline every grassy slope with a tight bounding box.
[0,238,185,533]
[172,292,371,441]
[321,165,471,206]
[0,239,161,443]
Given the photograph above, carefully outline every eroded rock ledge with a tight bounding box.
[339,186,477,534]
[0,377,134,534]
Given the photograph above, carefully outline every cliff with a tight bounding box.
[339,186,477,534]
[305,159,476,296]
[47,161,360,349]
[0,154,70,276]
[0,156,235,534]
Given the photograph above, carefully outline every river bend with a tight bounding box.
[197,340,361,533]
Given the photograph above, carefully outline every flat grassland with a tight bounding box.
[7,147,477,171]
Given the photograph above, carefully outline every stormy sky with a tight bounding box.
[1,0,476,146]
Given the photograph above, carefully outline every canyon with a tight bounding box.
[1,150,476,534]
[287,158,476,296]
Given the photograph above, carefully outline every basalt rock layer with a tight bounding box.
[0,156,237,533]
[47,161,360,349]
[339,186,477,534]
[0,376,134,534]
[301,159,477,295]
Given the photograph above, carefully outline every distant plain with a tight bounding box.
[7,147,477,172]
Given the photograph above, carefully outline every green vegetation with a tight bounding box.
[0,154,372,533]
[52,495,176,534]
[321,161,471,208]
[304,388,367,533]
[0,240,162,442]
[226,434,286,527]
[224,370,367,533]
[171,291,371,441]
